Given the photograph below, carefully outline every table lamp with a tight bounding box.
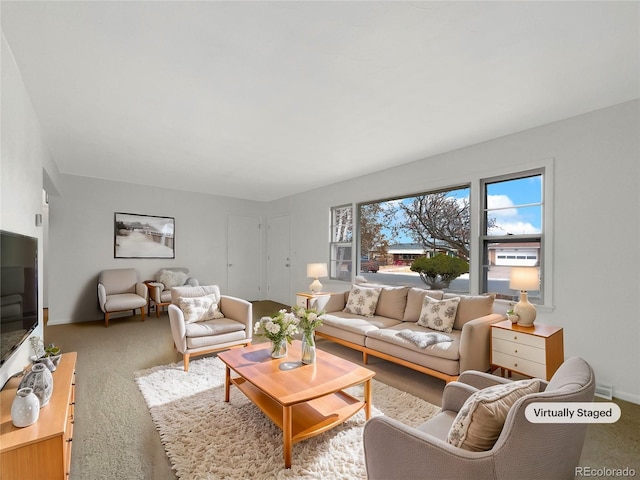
[509,266,539,327]
[307,263,328,293]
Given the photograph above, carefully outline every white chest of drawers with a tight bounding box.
[491,320,564,380]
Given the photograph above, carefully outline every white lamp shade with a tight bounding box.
[307,263,328,278]
[509,267,539,291]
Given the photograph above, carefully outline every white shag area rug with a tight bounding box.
[135,356,440,480]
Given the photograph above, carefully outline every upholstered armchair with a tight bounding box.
[145,268,199,317]
[97,268,148,327]
[364,357,595,480]
[168,285,252,371]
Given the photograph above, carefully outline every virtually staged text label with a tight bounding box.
[525,402,621,423]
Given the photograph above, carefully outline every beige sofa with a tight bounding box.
[314,284,505,383]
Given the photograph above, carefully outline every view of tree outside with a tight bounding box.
[357,186,471,293]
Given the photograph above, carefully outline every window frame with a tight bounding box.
[479,167,552,307]
[356,184,472,292]
[329,204,354,281]
[326,159,554,310]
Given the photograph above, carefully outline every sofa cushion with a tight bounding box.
[444,293,496,330]
[177,293,224,323]
[417,296,461,333]
[158,269,188,289]
[403,288,444,322]
[344,285,382,318]
[446,379,540,452]
[375,286,410,320]
[321,312,401,335]
[185,317,246,338]
[366,324,461,361]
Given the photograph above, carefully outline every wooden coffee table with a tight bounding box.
[218,340,375,468]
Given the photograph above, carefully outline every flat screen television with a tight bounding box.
[0,230,38,366]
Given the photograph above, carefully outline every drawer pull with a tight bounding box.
[514,350,518,353]
[514,336,518,340]
[514,363,518,367]
[67,438,73,443]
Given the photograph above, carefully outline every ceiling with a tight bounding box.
[2,1,638,202]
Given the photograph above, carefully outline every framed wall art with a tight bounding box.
[114,212,175,259]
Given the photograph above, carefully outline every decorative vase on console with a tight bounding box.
[19,362,54,408]
[292,304,325,365]
[11,387,40,427]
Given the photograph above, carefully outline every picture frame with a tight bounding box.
[114,212,175,259]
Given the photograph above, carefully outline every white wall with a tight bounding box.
[0,35,59,386]
[277,100,640,403]
[47,175,266,325]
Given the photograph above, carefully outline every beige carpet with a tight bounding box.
[135,356,441,480]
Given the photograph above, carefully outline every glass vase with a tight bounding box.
[270,338,288,358]
[301,331,316,365]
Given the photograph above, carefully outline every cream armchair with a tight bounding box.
[363,357,595,480]
[146,267,199,317]
[97,268,148,327]
[168,285,252,371]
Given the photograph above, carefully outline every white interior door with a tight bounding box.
[227,214,262,301]
[267,215,291,304]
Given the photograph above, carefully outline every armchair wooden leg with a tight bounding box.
[140,306,146,321]
[156,304,161,318]
[104,312,110,328]
[183,353,190,372]
[363,351,369,364]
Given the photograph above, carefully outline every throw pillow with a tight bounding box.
[447,379,540,452]
[343,285,382,318]
[450,294,496,330]
[158,269,188,289]
[177,293,224,323]
[417,296,461,333]
[375,286,410,320]
[402,288,444,322]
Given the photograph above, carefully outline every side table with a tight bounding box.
[491,320,564,381]
[296,292,330,310]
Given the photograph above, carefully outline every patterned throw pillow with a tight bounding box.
[417,296,461,333]
[177,293,224,323]
[447,379,540,452]
[343,286,382,318]
[158,269,188,289]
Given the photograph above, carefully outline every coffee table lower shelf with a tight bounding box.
[231,376,366,443]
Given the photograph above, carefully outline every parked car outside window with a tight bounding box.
[361,259,379,273]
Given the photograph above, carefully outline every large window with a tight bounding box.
[330,205,353,280]
[357,186,471,292]
[329,167,549,304]
[481,170,544,302]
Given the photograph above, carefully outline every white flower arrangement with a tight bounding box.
[254,309,300,345]
[292,304,325,334]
